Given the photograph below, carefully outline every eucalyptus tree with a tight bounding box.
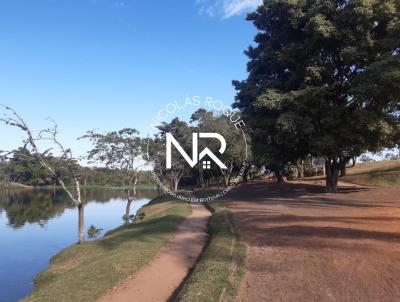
[0,105,86,243]
[233,0,400,192]
[81,128,144,224]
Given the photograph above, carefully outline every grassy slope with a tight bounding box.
[175,201,246,302]
[22,195,190,302]
[342,160,400,187]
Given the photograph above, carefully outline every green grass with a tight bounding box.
[22,195,191,302]
[342,160,400,187]
[175,200,246,302]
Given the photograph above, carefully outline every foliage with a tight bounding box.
[233,0,400,191]
[284,164,298,181]
[148,111,249,191]
[154,117,194,191]
[190,109,249,186]
[81,128,144,191]
[0,153,154,188]
[87,225,103,239]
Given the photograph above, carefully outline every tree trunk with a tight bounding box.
[78,203,85,244]
[125,199,133,225]
[223,174,230,186]
[243,167,249,183]
[173,176,180,191]
[275,170,284,183]
[340,156,352,177]
[75,180,84,243]
[325,158,340,192]
[157,173,164,196]
[157,183,161,196]
[199,167,204,188]
[340,162,346,177]
[298,162,305,178]
[125,177,137,224]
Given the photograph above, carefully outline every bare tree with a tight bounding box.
[0,105,85,243]
[81,128,144,225]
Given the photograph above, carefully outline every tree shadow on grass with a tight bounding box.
[98,212,208,251]
[98,213,186,250]
[240,224,400,250]
[222,181,400,208]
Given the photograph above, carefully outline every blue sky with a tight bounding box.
[0,0,260,158]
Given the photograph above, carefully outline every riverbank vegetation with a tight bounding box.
[22,195,190,302]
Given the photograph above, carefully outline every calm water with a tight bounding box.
[0,188,158,302]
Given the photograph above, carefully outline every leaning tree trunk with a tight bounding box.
[325,158,340,193]
[78,203,85,244]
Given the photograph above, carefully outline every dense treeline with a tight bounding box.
[0,148,154,187]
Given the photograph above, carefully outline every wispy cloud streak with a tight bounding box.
[197,0,262,19]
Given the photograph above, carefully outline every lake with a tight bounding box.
[0,188,158,302]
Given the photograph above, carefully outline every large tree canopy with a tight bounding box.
[233,0,400,191]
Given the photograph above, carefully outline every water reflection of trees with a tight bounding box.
[0,188,157,229]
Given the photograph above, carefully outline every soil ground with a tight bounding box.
[224,181,400,302]
[99,203,211,302]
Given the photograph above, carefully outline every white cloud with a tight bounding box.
[197,0,262,19]
[222,0,262,18]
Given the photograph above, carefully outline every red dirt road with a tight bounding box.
[224,181,400,302]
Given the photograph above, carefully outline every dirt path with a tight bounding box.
[99,203,211,302]
[224,181,400,302]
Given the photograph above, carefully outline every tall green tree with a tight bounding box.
[234,0,400,192]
